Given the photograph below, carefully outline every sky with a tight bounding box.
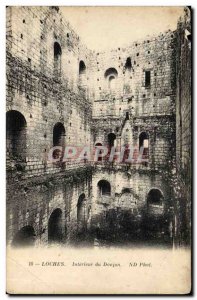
[61,6,185,51]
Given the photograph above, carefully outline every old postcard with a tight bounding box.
[6,6,192,294]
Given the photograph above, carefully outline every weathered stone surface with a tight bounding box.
[6,6,191,247]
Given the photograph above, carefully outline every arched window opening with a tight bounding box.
[125,57,132,71]
[147,189,164,206]
[54,42,62,76]
[108,133,116,149]
[48,208,63,243]
[104,68,118,91]
[12,225,36,247]
[109,75,116,89]
[79,60,86,75]
[54,42,62,59]
[122,188,131,194]
[104,68,118,78]
[95,143,103,162]
[53,122,65,159]
[139,132,149,159]
[79,60,87,86]
[6,110,27,161]
[53,122,65,146]
[98,180,111,196]
[77,194,86,227]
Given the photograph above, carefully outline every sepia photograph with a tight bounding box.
[5,5,192,294]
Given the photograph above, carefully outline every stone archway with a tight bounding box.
[48,208,63,243]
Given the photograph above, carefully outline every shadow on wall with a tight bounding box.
[89,205,172,247]
[89,188,173,247]
[12,225,36,248]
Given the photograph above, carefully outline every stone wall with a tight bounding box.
[7,166,92,245]
[89,166,174,244]
[91,30,177,172]
[6,6,191,247]
[91,30,176,117]
[174,7,191,245]
[6,6,92,180]
[6,6,93,245]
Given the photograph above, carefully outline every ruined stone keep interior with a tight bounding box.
[6,6,191,248]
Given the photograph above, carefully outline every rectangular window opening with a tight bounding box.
[145,70,151,88]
